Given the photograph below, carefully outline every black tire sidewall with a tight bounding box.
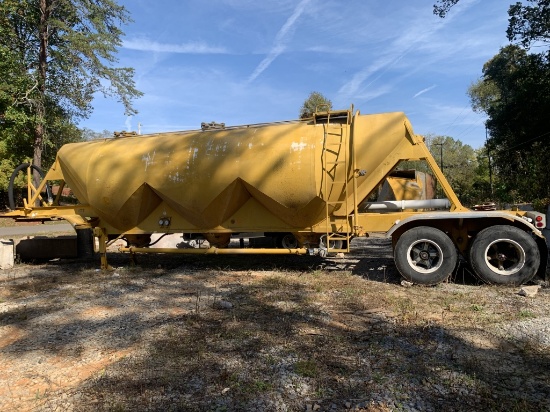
[394,226,457,285]
[277,233,298,249]
[8,163,50,209]
[469,225,539,285]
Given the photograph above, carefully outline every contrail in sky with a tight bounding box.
[413,84,437,98]
[247,0,312,83]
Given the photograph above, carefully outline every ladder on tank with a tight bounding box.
[319,109,352,254]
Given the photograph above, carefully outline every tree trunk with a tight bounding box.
[34,0,49,191]
[33,121,44,186]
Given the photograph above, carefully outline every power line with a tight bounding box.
[490,129,550,152]
[453,118,486,141]
[441,105,471,136]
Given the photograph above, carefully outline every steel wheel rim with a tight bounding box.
[484,238,526,276]
[406,239,444,274]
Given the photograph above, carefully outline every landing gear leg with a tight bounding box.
[94,227,112,270]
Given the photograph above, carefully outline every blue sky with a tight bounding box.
[80,0,512,149]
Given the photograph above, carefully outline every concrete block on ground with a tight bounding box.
[0,239,14,269]
[16,236,78,260]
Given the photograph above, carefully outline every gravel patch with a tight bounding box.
[0,238,549,411]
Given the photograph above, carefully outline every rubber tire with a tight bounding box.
[394,226,457,285]
[76,228,95,258]
[468,225,539,285]
[8,163,52,209]
[277,233,298,249]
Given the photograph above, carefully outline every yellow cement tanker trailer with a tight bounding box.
[3,107,548,286]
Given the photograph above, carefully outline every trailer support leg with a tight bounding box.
[94,227,112,270]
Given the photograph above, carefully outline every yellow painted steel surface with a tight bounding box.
[54,111,417,233]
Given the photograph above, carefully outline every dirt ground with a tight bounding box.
[0,237,549,412]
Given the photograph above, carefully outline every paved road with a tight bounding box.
[0,223,74,237]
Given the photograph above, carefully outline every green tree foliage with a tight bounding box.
[299,92,332,119]
[0,0,141,186]
[472,147,495,204]
[428,135,481,205]
[507,0,550,48]
[435,0,550,49]
[433,0,459,18]
[468,45,550,205]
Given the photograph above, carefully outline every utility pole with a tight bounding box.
[434,142,444,171]
[433,142,444,198]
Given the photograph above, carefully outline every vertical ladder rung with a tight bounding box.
[322,113,350,253]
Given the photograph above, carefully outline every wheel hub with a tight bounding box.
[484,238,527,276]
[406,238,444,274]
[419,251,430,261]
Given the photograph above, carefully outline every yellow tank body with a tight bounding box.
[54,111,414,233]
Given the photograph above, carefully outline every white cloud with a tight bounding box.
[354,85,394,103]
[339,52,408,97]
[305,46,354,54]
[247,0,312,83]
[123,38,229,54]
[337,0,480,100]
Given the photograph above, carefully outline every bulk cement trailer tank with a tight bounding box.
[3,107,548,285]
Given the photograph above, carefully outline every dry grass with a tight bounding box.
[0,245,549,411]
